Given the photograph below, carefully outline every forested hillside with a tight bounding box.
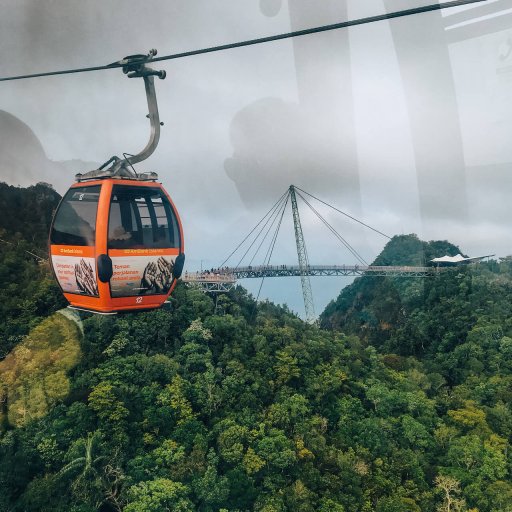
[1,188,512,511]
[321,235,512,378]
[0,183,66,356]
[0,182,60,247]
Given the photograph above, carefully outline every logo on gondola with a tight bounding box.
[136,296,143,304]
[78,193,85,201]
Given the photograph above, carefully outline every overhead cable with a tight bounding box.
[0,0,485,83]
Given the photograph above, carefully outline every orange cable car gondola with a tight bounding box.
[49,50,185,314]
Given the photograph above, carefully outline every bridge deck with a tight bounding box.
[182,264,440,290]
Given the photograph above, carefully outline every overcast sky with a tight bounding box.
[1,0,512,317]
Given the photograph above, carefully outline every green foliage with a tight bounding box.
[0,182,60,248]
[58,432,107,506]
[88,382,129,423]
[125,478,194,512]
[1,201,512,512]
[0,313,81,427]
[0,183,66,354]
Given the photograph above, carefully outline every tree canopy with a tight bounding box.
[1,189,511,511]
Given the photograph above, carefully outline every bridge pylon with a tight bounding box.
[289,185,316,323]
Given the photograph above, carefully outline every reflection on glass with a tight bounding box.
[108,186,179,249]
[50,186,100,246]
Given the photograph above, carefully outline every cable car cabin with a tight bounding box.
[49,179,184,314]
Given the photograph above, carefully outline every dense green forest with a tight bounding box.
[0,182,66,357]
[1,184,512,511]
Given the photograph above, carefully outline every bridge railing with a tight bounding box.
[182,271,237,283]
[226,264,434,274]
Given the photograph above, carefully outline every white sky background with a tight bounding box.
[1,0,512,318]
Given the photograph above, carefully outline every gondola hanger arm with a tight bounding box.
[77,49,166,182]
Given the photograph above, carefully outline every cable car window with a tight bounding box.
[108,186,180,249]
[50,186,100,246]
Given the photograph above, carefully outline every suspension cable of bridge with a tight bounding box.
[294,190,368,266]
[294,186,391,240]
[256,192,290,303]
[218,190,288,269]
[0,0,484,83]
[219,189,290,271]
[239,193,288,270]
[250,194,289,268]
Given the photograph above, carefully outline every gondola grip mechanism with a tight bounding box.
[76,49,166,181]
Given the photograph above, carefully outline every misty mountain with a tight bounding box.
[0,110,99,194]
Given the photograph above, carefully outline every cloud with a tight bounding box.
[225,97,360,209]
[0,110,100,194]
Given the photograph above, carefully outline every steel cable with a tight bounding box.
[0,0,484,82]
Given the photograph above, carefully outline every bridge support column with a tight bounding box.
[289,185,316,323]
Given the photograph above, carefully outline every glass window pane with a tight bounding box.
[50,186,100,246]
[108,186,180,249]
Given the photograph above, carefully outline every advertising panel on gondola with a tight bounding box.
[109,248,179,297]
